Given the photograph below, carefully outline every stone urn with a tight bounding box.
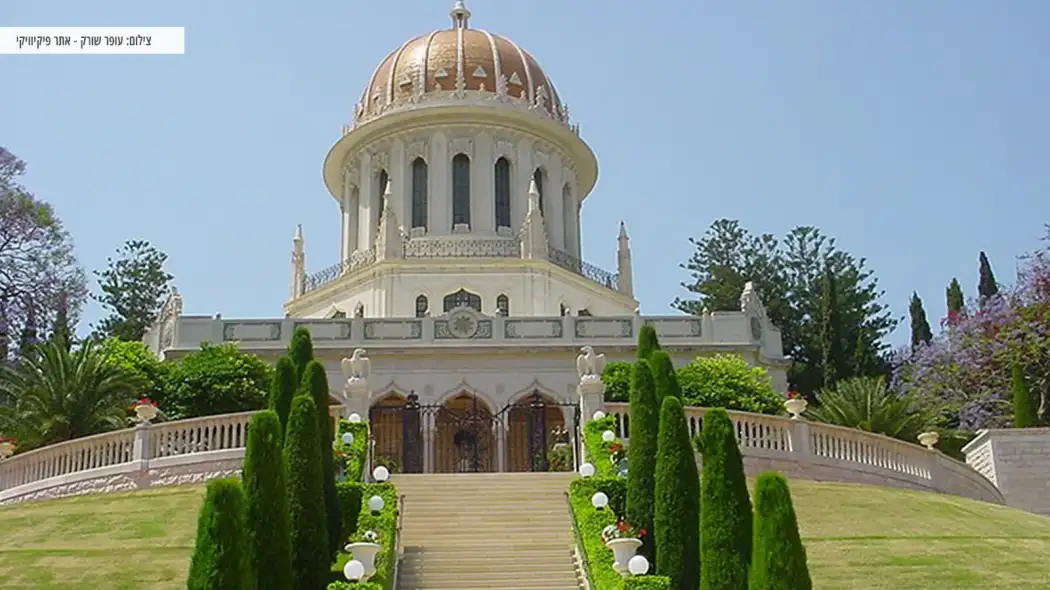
[784,398,808,419]
[134,403,159,423]
[918,431,940,450]
[0,441,15,460]
[605,537,642,577]
[345,542,381,579]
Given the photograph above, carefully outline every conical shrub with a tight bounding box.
[649,350,681,402]
[637,324,661,360]
[1012,362,1039,428]
[700,408,751,590]
[654,396,701,590]
[268,357,296,440]
[186,478,255,590]
[627,359,659,560]
[242,410,293,590]
[749,472,812,590]
[302,360,341,560]
[287,327,314,382]
[283,395,329,589]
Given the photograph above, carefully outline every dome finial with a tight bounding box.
[450,0,471,29]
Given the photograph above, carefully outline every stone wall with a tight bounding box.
[963,428,1050,516]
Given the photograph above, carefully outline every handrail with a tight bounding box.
[564,490,595,590]
[392,493,405,589]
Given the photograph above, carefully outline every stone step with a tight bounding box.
[400,571,577,586]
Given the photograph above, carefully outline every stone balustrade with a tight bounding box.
[0,405,344,505]
[603,402,1003,505]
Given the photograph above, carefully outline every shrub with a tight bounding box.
[1012,362,1040,428]
[186,478,255,590]
[602,361,633,402]
[568,478,621,590]
[649,351,681,402]
[749,472,812,590]
[335,481,363,545]
[165,342,272,420]
[283,395,329,589]
[583,415,621,478]
[638,324,661,360]
[301,361,341,561]
[627,360,659,560]
[700,407,751,590]
[624,577,673,590]
[348,483,399,589]
[242,411,293,590]
[287,327,314,381]
[269,357,296,439]
[654,396,700,590]
[677,354,782,415]
[809,376,933,442]
[97,337,171,408]
[335,420,369,482]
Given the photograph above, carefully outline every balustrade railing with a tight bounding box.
[304,249,377,293]
[548,248,620,291]
[0,405,345,497]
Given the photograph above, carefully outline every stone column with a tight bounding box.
[495,421,507,473]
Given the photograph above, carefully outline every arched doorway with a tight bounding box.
[369,394,407,474]
[432,393,496,473]
[506,391,570,472]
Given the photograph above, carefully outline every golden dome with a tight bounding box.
[354,2,568,126]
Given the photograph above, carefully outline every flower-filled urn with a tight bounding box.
[133,398,159,423]
[0,436,16,460]
[784,391,808,419]
[345,530,382,580]
[601,519,646,577]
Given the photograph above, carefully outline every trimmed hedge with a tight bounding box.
[302,360,341,561]
[568,478,621,590]
[749,473,812,590]
[627,360,659,560]
[624,576,672,590]
[186,477,255,589]
[649,351,681,402]
[242,410,293,590]
[335,420,369,482]
[327,583,381,590]
[677,354,782,415]
[342,482,399,590]
[583,415,621,478]
[637,324,661,360]
[268,357,297,440]
[602,361,633,402]
[335,482,363,546]
[654,396,700,590]
[284,395,329,590]
[700,408,752,590]
[287,327,314,382]
[1012,362,1040,428]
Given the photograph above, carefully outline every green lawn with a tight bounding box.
[1,480,1048,589]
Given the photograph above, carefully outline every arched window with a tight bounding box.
[376,169,389,228]
[533,168,545,216]
[452,154,471,228]
[494,157,511,229]
[496,294,509,316]
[444,288,481,312]
[411,158,428,230]
[415,294,429,318]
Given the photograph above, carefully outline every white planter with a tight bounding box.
[784,398,808,419]
[0,441,14,460]
[918,431,940,450]
[345,542,381,580]
[605,537,642,577]
[134,404,159,423]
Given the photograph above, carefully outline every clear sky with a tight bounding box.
[4,0,1049,346]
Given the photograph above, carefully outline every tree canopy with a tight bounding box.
[91,240,174,342]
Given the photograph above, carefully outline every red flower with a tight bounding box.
[639,529,647,537]
[786,391,801,400]
[136,398,155,407]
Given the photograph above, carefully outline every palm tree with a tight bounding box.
[808,376,933,443]
[0,339,144,449]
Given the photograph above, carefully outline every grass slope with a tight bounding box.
[1,481,1050,589]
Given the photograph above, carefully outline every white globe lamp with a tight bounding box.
[341,432,355,445]
[579,463,595,478]
[348,413,363,424]
[591,492,609,511]
[343,559,365,581]
[601,430,615,443]
[628,554,650,576]
[373,465,390,482]
[368,494,385,515]
[592,410,606,420]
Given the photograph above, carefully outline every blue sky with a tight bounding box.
[4,0,1049,346]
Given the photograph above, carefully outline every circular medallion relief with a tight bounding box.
[449,310,479,339]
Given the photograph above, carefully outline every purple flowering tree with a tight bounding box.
[894,226,1050,431]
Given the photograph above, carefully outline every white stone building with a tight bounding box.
[146,2,789,473]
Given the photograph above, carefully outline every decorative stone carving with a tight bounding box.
[342,348,372,384]
[494,139,515,159]
[741,281,766,318]
[576,345,606,380]
[450,136,473,157]
[370,150,389,172]
[157,287,183,351]
[407,140,428,162]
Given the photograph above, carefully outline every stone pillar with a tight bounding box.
[341,349,373,420]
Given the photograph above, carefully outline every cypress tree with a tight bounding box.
[654,396,701,590]
[908,292,933,351]
[649,350,681,402]
[978,251,999,303]
[52,292,72,352]
[1012,363,1039,428]
[946,278,965,316]
[186,478,255,590]
[851,328,870,377]
[283,396,329,589]
[287,327,314,382]
[637,323,661,360]
[749,472,812,590]
[301,360,341,561]
[700,408,751,590]
[819,262,844,389]
[242,411,293,590]
[268,357,297,441]
[626,359,659,560]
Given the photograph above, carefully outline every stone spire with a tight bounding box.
[617,221,634,297]
[290,224,306,299]
[520,178,549,260]
[450,0,471,28]
[375,183,404,262]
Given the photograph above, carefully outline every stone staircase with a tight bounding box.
[393,472,580,590]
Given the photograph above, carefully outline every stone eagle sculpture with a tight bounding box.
[341,348,371,382]
[576,345,606,379]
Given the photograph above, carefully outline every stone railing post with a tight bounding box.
[132,422,152,464]
[790,418,812,458]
